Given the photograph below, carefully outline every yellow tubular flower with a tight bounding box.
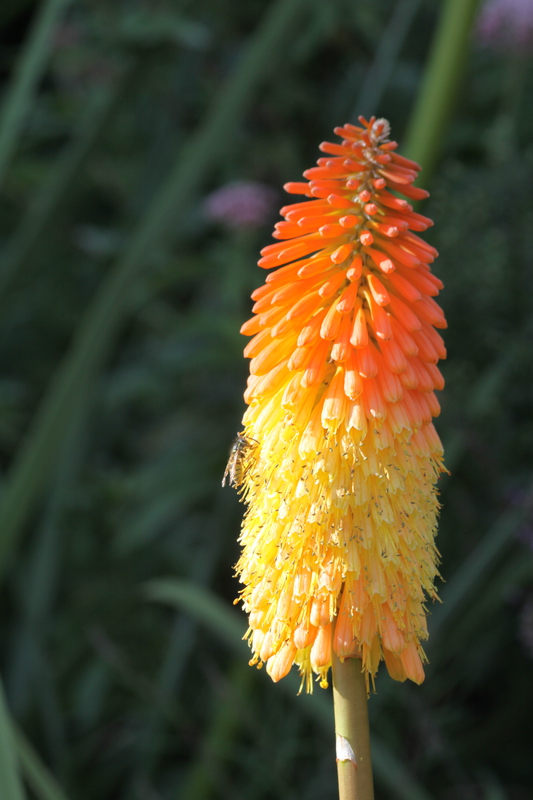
[235,117,446,692]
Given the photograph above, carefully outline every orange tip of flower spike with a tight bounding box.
[233,117,446,693]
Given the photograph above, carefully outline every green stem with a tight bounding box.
[332,654,374,800]
[403,0,482,178]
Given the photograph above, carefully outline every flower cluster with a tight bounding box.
[236,117,446,691]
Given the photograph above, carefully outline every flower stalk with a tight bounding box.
[332,653,374,800]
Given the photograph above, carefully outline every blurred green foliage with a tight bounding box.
[0,0,532,799]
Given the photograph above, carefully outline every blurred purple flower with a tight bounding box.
[53,21,82,49]
[476,0,533,51]
[203,181,277,231]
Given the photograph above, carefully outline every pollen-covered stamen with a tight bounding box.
[235,116,446,693]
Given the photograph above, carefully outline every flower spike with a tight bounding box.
[235,117,447,692]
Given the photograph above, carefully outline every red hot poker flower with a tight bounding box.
[235,117,447,692]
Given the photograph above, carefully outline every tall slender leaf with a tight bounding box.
[431,491,533,636]
[0,0,73,190]
[352,0,423,119]
[0,676,26,800]
[13,725,70,800]
[0,60,138,302]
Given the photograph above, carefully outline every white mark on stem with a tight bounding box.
[336,734,357,766]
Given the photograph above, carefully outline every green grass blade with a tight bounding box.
[0,0,73,190]
[181,662,254,800]
[0,677,27,800]
[132,501,233,782]
[431,500,531,636]
[0,0,308,584]
[352,0,423,119]
[404,0,482,177]
[145,578,248,656]
[434,552,533,660]
[443,324,531,471]
[0,60,137,302]
[6,383,92,717]
[12,725,70,800]
[369,739,433,800]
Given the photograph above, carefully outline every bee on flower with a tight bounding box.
[235,117,447,692]
[222,432,258,491]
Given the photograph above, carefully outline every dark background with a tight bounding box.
[0,0,532,798]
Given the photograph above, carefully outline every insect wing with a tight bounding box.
[222,434,255,488]
[222,448,237,487]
